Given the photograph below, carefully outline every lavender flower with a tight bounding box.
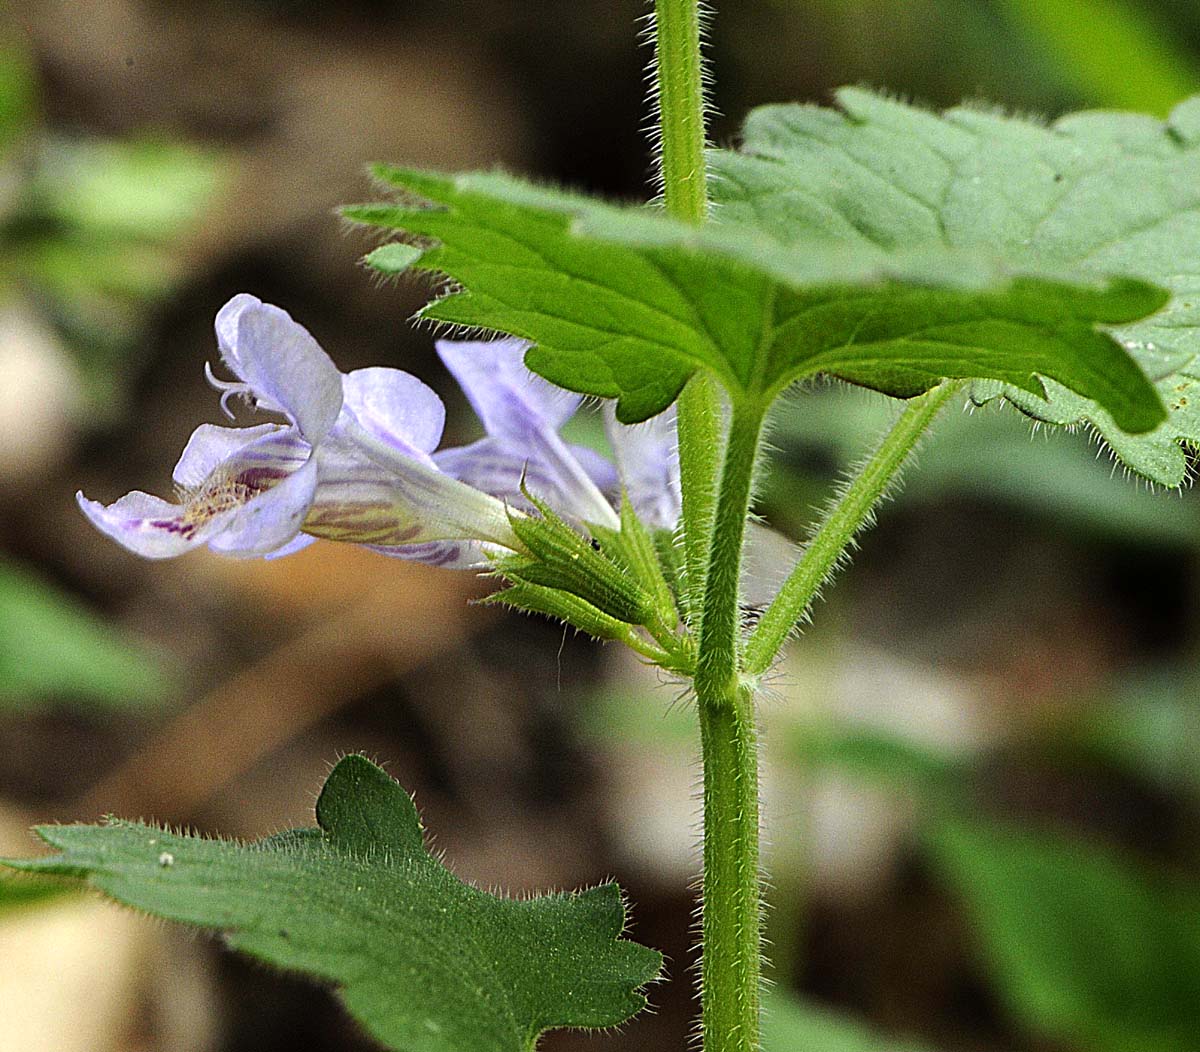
[433,338,681,533]
[79,295,682,570]
[603,403,681,531]
[78,295,519,565]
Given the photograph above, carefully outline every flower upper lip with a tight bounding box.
[213,294,344,444]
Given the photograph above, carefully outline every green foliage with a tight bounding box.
[4,755,661,1052]
[972,370,1200,485]
[364,242,424,275]
[0,126,223,409]
[0,40,35,155]
[1064,673,1200,796]
[346,113,1170,431]
[31,138,220,240]
[503,499,657,627]
[999,0,1199,114]
[928,818,1200,1052]
[13,137,218,389]
[762,991,935,1052]
[0,560,169,711]
[788,724,963,803]
[482,581,637,645]
[0,876,66,915]
[491,493,690,669]
[766,385,1199,547]
[713,88,1200,483]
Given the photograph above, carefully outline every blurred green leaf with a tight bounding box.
[767,385,1200,547]
[0,876,66,915]
[0,560,170,710]
[1064,674,1200,795]
[929,817,1200,1052]
[1000,0,1199,115]
[763,990,935,1052]
[0,134,224,410]
[33,138,222,239]
[577,686,697,749]
[4,755,662,1052]
[21,236,178,305]
[0,39,35,156]
[788,724,964,803]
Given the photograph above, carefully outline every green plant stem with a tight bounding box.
[653,3,763,1046]
[695,399,766,1052]
[653,0,708,224]
[676,376,723,621]
[652,0,722,624]
[699,683,760,1052]
[744,381,962,677]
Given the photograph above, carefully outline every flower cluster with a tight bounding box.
[80,295,681,569]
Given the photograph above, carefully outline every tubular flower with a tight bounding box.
[432,338,681,533]
[433,338,619,529]
[78,295,520,565]
[603,402,681,531]
[79,296,683,568]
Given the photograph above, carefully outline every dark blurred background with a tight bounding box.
[2,2,1200,1050]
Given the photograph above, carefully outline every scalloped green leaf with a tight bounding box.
[3,755,661,1052]
[346,162,1167,430]
[715,88,1200,483]
[970,369,1200,485]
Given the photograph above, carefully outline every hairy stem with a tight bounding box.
[699,682,760,1052]
[651,0,721,624]
[694,400,766,1052]
[652,5,763,1048]
[744,381,962,677]
[676,376,723,622]
[652,0,708,223]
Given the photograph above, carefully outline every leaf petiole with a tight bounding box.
[744,380,963,677]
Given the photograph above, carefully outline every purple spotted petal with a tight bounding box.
[215,295,343,443]
[207,455,318,557]
[605,404,681,530]
[173,423,284,490]
[77,490,213,559]
[339,367,445,459]
[437,338,580,437]
[84,300,536,566]
[81,428,317,560]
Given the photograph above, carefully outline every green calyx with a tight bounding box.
[504,507,655,627]
[496,494,692,672]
